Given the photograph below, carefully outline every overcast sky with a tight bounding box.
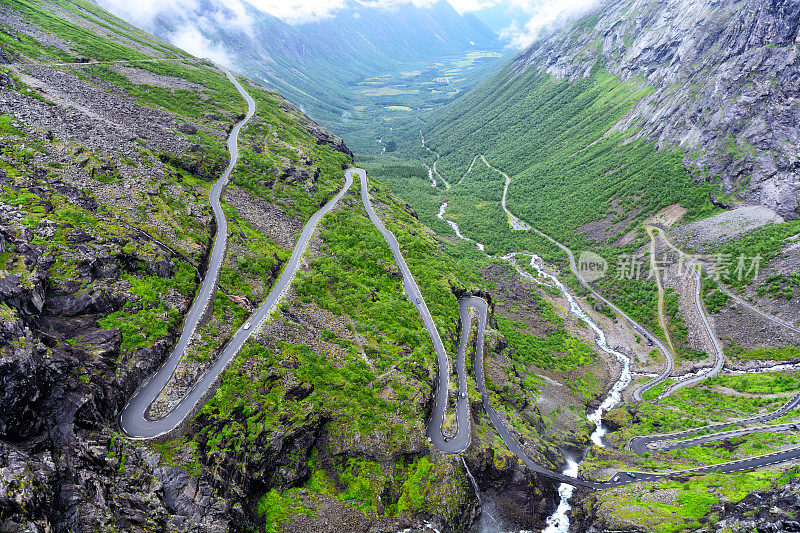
[97,0,598,62]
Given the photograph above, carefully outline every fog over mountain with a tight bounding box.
[94,0,602,52]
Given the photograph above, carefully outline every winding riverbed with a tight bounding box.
[513,253,632,530]
[434,194,632,530]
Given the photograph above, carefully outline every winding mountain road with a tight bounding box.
[658,228,800,335]
[630,392,800,454]
[657,245,726,398]
[646,226,677,361]
[452,157,800,486]
[452,296,800,489]
[355,168,470,452]
[650,225,799,399]
[120,69,256,439]
[120,72,800,488]
[121,73,355,439]
[121,79,472,444]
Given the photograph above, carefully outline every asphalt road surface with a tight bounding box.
[658,227,800,335]
[630,391,800,454]
[652,224,798,398]
[356,168,470,452]
[464,294,800,488]
[658,250,725,398]
[479,156,674,402]
[120,69,255,439]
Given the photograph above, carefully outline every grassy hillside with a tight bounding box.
[423,64,718,250]
[0,1,612,531]
[363,62,723,343]
[98,0,507,157]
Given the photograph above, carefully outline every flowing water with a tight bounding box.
[512,253,632,528]
[542,459,579,533]
[438,202,485,251]
[434,191,632,532]
[426,164,437,187]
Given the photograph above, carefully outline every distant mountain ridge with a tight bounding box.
[97,0,500,127]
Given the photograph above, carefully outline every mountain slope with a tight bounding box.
[404,1,800,530]
[0,1,598,531]
[478,0,799,218]
[411,0,800,348]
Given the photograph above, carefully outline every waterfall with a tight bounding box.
[519,253,631,531]
[432,186,633,532]
[542,459,579,533]
[462,456,482,505]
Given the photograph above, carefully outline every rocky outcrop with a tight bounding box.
[710,476,800,533]
[515,0,800,219]
[277,101,354,159]
[573,473,800,533]
[464,447,559,531]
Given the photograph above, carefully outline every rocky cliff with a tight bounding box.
[515,0,800,219]
[0,1,366,530]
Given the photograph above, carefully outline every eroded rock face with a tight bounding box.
[574,475,800,533]
[464,447,559,532]
[276,101,354,160]
[710,478,800,533]
[0,321,47,442]
[0,198,235,530]
[515,0,800,219]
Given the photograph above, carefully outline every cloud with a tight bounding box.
[95,0,600,48]
[170,25,235,66]
[449,0,498,14]
[245,0,346,24]
[98,0,501,26]
[499,0,600,48]
[96,0,253,65]
[97,0,254,32]
[97,0,192,28]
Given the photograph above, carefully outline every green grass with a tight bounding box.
[702,276,731,313]
[706,371,800,394]
[595,470,781,532]
[258,489,312,533]
[592,275,659,335]
[495,314,595,371]
[642,378,676,401]
[726,344,800,362]
[713,221,800,287]
[82,63,240,120]
[6,0,150,61]
[0,115,25,136]
[424,65,718,251]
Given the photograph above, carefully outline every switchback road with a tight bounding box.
[121,74,354,439]
[453,297,800,488]
[658,228,800,335]
[120,74,800,487]
[120,69,256,439]
[356,168,470,452]
[629,391,800,454]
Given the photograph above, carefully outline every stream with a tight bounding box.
[514,253,632,531]
[434,197,632,532]
[437,202,485,251]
